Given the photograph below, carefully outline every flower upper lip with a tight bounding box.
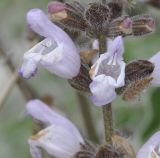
[89,36,125,106]
[20,9,80,79]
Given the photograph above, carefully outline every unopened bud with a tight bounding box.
[48,1,87,31]
[132,15,155,36]
[108,16,133,38]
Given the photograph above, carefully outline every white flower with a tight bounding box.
[137,131,160,158]
[19,9,80,79]
[89,36,125,106]
[27,99,84,158]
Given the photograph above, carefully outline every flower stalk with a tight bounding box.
[76,92,99,143]
[102,103,113,145]
[98,33,113,145]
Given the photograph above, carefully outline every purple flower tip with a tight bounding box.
[122,18,133,29]
[27,8,44,23]
[48,1,66,14]
[18,69,30,80]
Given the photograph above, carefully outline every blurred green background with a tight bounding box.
[0,0,160,157]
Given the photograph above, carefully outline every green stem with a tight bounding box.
[98,34,106,54]
[98,34,113,145]
[102,104,113,144]
[77,92,99,143]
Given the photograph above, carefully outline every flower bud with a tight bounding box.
[48,1,87,31]
[131,15,155,36]
[108,16,133,38]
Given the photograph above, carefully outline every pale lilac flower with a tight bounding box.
[20,9,80,79]
[27,99,84,158]
[89,36,125,106]
[137,131,160,158]
[149,52,160,86]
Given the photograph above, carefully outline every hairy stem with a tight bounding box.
[102,104,113,144]
[98,34,113,144]
[77,92,99,143]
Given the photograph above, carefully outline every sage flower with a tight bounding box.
[89,36,125,106]
[137,131,160,158]
[27,99,84,158]
[20,9,80,79]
